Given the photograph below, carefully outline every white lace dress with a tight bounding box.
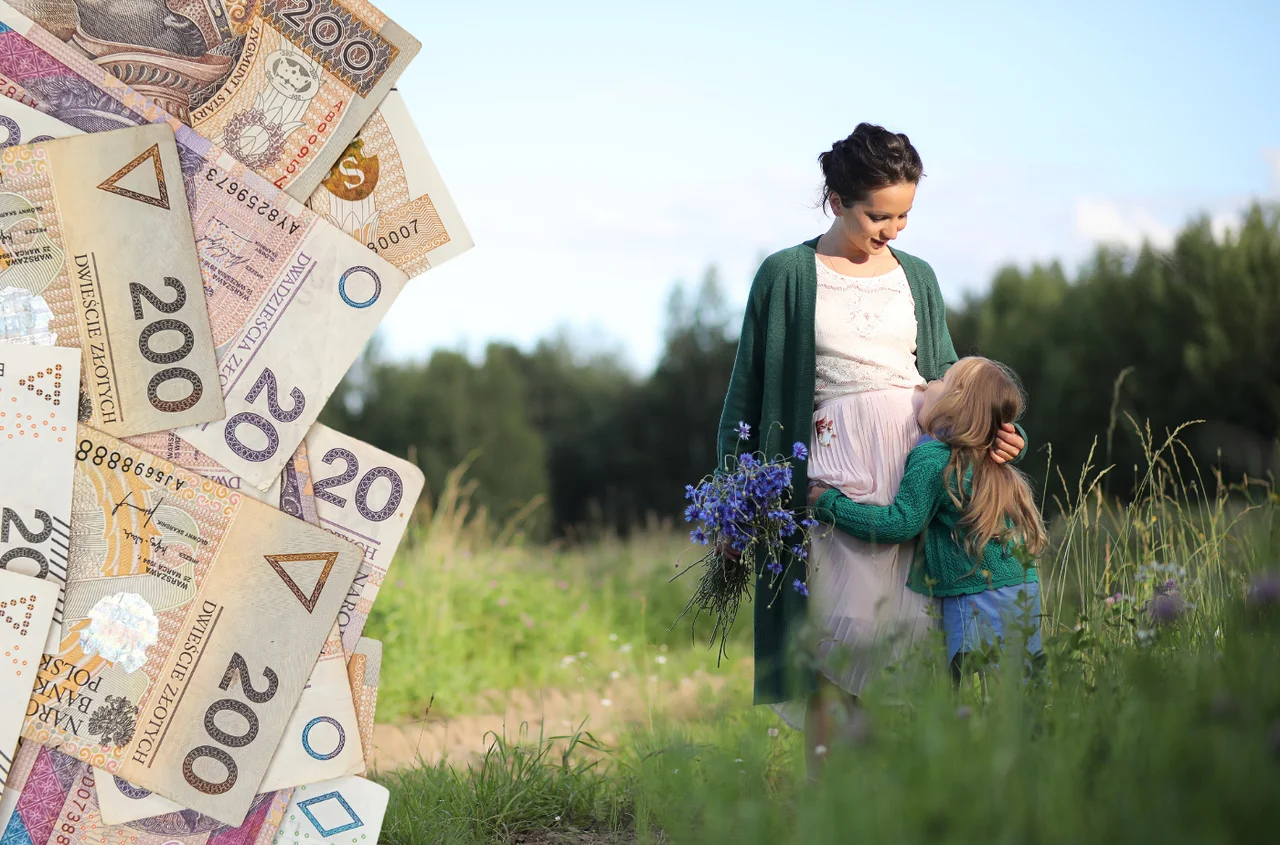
[772,257,937,729]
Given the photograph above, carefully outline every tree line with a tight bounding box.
[320,202,1280,539]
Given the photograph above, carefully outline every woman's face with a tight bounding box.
[830,182,916,256]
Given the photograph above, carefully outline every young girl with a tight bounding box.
[808,356,1048,679]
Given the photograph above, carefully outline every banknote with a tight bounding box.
[21,426,363,826]
[0,570,59,797]
[259,422,423,653]
[118,430,365,792]
[270,774,388,845]
[0,12,411,488]
[345,637,379,771]
[0,88,77,146]
[0,345,81,651]
[0,124,225,436]
[308,90,473,278]
[1,741,292,845]
[256,621,363,792]
[7,0,421,201]
[125,432,320,525]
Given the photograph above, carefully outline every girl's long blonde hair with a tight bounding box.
[919,357,1048,562]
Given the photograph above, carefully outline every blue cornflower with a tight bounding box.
[735,421,752,440]
[801,517,820,529]
[790,545,808,560]
[793,579,809,597]
[685,484,697,500]
[767,560,783,575]
[739,454,757,470]
[684,504,699,523]
[691,527,709,545]
[792,442,808,461]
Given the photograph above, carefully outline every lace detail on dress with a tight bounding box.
[814,257,926,403]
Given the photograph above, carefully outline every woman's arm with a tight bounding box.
[810,448,945,544]
[716,263,773,470]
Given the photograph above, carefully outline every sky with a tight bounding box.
[374,0,1280,374]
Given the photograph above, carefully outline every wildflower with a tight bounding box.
[691,527,709,545]
[685,484,697,500]
[735,421,751,440]
[578,651,587,658]
[956,706,972,721]
[791,545,808,560]
[1104,592,1123,606]
[1149,593,1184,626]
[814,744,827,757]
[739,453,757,469]
[793,579,809,597]
[497,596,508,607]
[792,442,808,461]
[768,728,779,737]
[1247,571,1280,606]
[609,633,618,641]
[610,670,621,679]
[767,560,783,576]
[601,698,613,707]
[734,758,744,763]
[684,504,699,522]
[561,656,575,666]
[620,643,633,653]
[655,655,667,665]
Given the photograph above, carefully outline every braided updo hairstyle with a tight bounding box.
[818,123,924,208]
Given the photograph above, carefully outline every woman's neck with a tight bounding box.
[816,225,874,264]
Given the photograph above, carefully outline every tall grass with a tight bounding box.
[371,422,1279,843]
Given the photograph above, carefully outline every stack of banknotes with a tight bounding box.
[0,2,466,843]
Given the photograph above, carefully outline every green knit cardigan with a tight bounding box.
[716,236,1023,705]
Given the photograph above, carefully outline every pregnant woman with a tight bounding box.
[716,123,1026,774]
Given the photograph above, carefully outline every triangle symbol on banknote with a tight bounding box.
[97,143,170,211]
[263,552,339,613]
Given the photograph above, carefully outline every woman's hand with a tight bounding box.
[808,481,834,507]
[990,423,1024,465]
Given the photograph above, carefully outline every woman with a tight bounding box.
[716,123,1026,773]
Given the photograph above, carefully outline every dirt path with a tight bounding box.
[369,673,734,770]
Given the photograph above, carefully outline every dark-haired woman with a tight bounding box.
[716,124,1026,773]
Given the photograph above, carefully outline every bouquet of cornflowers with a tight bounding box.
[672,421,823,663]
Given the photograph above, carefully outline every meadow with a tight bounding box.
[363,425,1280,844]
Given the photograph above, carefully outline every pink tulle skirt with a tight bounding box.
[772,386,936,729]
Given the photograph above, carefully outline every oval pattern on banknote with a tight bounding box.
[79,592,159,673]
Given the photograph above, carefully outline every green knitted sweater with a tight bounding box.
[813,437,1038,597]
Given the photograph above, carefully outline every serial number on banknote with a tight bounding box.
[205,167,302,236]
[366,219,421,255]
[76,438,188,492]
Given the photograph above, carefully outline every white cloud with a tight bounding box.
[1265,148,1280,189]
[1073,199,1176,250]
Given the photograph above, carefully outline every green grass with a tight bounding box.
[367,426,1280,844]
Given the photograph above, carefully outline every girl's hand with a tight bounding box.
[808,482,833,507]
[990,423,1024,465]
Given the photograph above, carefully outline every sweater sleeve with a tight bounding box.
[813,447,946,544]
[715,261,771,471]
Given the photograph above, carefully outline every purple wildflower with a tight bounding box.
[685,484,697,500]
[793,579,809,597]
[1247,571,1280,606]
[791,545,808,560]
[735,421,751,440]
[739,454,757,469]
[691,527,709,545]
[767,561,783,575]
[684,504,699,522]
[1149,593,1184,626]
[792,442,808,461]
